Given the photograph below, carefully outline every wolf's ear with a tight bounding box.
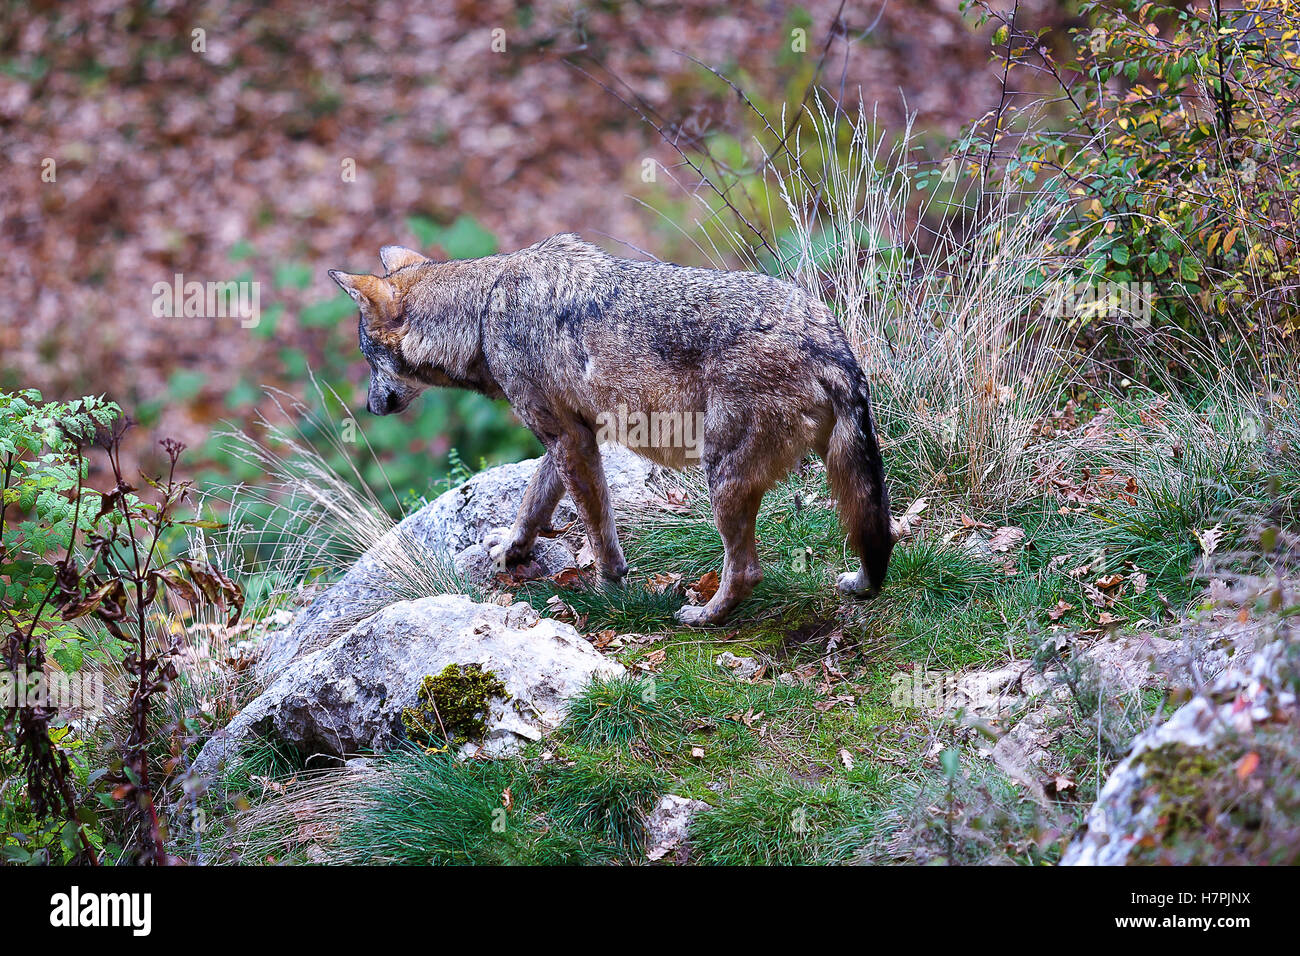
[379,245,429,274]
[328,270,393,307]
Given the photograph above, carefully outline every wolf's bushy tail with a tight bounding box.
[826,371,892,595]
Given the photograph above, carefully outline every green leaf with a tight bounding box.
[167,370,207,402]
[273,262,314,291]
[438,215,498,258]
[49,635,84,672]
[299,295,356,328]
[405,214,498,259]
[940,748,962,780]
[228,239,256,261]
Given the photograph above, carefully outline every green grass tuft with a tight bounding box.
[335,750,605,865]
[559,675,683,748]
[688,774,881,865]
[540,750,664,853]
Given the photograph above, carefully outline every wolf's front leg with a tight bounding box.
[551,426,627,582]
[490,451,565,569]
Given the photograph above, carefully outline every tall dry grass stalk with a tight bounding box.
[226,763,381,863]
[658,96,1080,513]
[1079,331,1299,530]
[191,382,464,632]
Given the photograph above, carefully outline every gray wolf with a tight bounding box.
[329,234,892,625]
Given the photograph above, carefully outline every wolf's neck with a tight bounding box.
[399,258,507,395]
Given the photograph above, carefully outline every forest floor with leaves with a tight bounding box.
[2,0,1069,485]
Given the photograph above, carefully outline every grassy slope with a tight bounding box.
[209,377,1300,865]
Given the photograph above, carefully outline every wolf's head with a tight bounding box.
[329,245,434,415]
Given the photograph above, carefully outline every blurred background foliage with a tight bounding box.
[2,0,1295,517]
[1,0,1071,514]
[3,0,1298,865]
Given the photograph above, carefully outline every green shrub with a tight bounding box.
[959,0,1300,336]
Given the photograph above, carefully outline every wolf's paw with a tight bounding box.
[598,553,628,583]
[836,571,874,598]
[485,528,531,569]
[674,604,715,627]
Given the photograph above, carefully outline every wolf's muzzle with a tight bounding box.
[367,390,401,415]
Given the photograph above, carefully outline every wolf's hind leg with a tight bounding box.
[676,478,765,626]
[551,425,627,582]
[491,451,565,567]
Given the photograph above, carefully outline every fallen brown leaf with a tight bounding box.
[1235,751,1260,781]
[645,571,683,594]
[688,570,720,604]
[660,487,692,513]
[551,566,591,588]
[988,525,1025,553]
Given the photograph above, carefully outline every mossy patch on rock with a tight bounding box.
[401,663,509,746]
[1129,734,1300,864]
[1133,744,1225,850]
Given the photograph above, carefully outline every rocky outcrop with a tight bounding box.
[1062,629,1298,865]
[918,631,1186,788]
[921,622,1260,799]
[258,444,656,676]
[452,530,575,587]
[192,595,624,777]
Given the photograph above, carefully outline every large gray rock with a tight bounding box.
[259,444,656,676]
[451,529,575,587]
[1062,630,1298,865]
[192,595,624,778]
